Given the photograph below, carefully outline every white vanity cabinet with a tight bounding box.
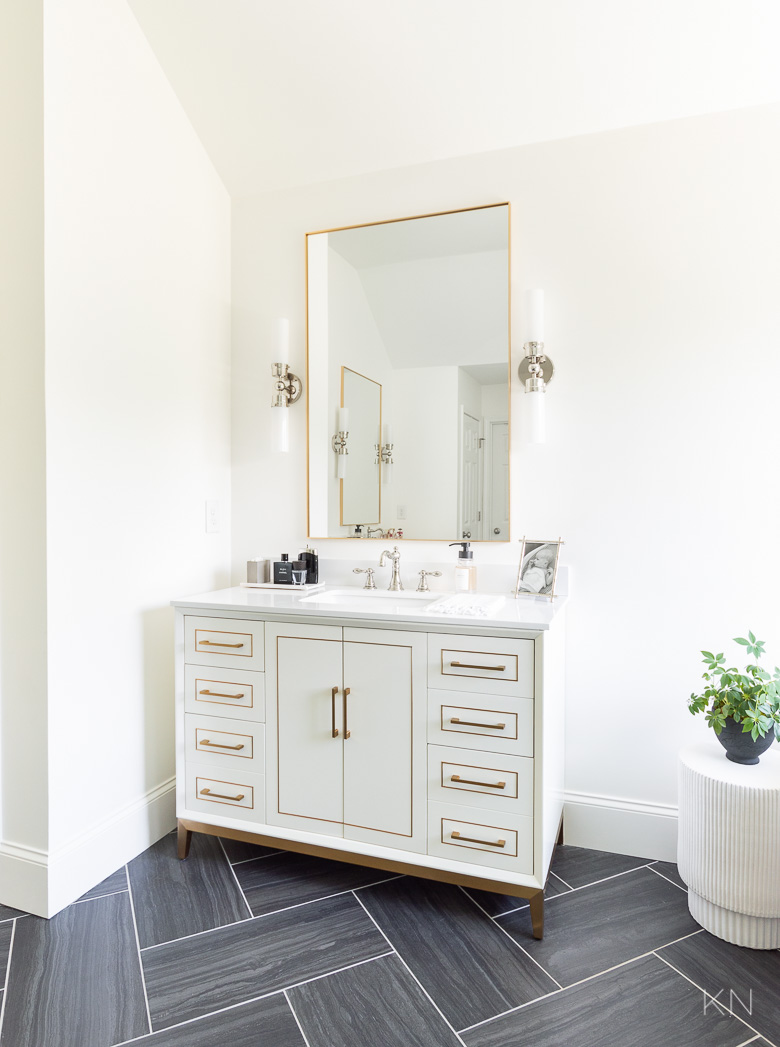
[173,589,565,939]
[264,622,427,853]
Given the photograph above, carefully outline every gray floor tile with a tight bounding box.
[220,837,283,864]
[659,930,780,1046]
[118,993,306,1046]
[0,922,11,984]
[0,903,27,923]
[235,850,397,916]
[358,877,557,1030]
[128,831,250,948]
[0,893,148,1047]
[498,866,700,986]
[651,860,687,890]
[463,953,753,1047]
[142,892,389,1031]
[77,865,128,902]
[551,844,648,888]
[464,871,570,918]
[289,953,462,1047]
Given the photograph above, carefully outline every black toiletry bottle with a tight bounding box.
[274,553,293,584]
[298,546,319,584]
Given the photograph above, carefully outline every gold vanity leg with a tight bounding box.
[177,821,192,860]
[529,889,544,939]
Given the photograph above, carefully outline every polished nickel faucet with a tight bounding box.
[379,546,403,591]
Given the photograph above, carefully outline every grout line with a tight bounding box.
[548,870,574,890]
[217,837,254,919]
[140,876,404,951]
[283,989,313,1047]
[734,1037,760,1047]
[654,952,776,1047]
[351,891,468,1047]
[124,865,153,1035]
[110,955,395,1047]
[0,919,17,1040]
[352,873,405,892]
[229,850,285,867]
[457,885,563,990]
[71,888,129,906]
[457,930,707,1035]
[492,863,663,922]
[647,864,688,893]
[0,915,27,926]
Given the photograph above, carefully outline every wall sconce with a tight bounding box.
[332,407,349,478]
[375,423,394,484]
[517,289,554,444]
[271,318,303,453]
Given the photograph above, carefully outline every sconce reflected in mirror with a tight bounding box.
[517,290,555,444]
[271,318,303,453]
[375,423,394,485]
[332,407,349,478]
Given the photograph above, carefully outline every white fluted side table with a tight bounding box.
[678,742,780,949]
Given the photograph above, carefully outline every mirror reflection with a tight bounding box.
[307,203,510,541]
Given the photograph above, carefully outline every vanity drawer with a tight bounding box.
[427,799,533,874]
[185,762,266,823]
[428,689,534,757]
[185,712,264,773]
[184,615,265,671]
[428,633,533,697]
[428,744,533,817]
[184,665,265,722]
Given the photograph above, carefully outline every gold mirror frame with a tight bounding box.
[305,202,511,541]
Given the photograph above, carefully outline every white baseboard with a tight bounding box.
[563,790,678,863]
[0,777,176,918]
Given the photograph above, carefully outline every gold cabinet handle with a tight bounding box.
[450,717,506,730]
[331,685,340,738]
[199,739,245,751]
[451,774,506,789]
[200,787,245,801]
[450,661,505,671]
[199,689,245,699]
[199,640,244,648]
[343,686,351,739]
[451,830,506,848]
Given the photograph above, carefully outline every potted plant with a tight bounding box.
[688,631,780,764]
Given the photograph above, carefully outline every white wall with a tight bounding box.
[232,104,780,859]
[2,0,233,916]
[0,0,50,908]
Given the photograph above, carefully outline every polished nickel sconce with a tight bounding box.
[271,319,303,453]
[374,423,394,484]
[332,407,349,478]
[517,289,554,444]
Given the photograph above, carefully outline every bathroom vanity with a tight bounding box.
[172,584,565,937]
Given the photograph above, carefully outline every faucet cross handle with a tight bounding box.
[417,570,442,593]
[353,567,377,590]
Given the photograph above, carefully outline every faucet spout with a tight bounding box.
[378,546,403,591]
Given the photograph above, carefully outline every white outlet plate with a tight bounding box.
[205,499,220,533]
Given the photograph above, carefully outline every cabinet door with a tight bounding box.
[272,627,344,836]
[342,629,427,853]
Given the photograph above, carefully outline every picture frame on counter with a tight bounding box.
[513,537,564,602]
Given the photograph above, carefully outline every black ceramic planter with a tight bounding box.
[716,716,776,764]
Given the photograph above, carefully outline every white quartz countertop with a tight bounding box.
[171,584,565,631]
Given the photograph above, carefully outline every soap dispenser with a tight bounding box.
[450,542,476,592]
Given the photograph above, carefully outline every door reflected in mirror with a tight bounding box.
[307,203,510,541]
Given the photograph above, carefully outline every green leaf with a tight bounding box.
[701,650,715,661]
[734,637,750,646]
[749,630,756,644]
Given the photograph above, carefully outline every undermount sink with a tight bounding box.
[299,587,439,606]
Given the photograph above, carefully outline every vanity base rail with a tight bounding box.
[176,817,546,939]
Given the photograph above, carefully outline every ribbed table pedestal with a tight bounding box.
[678,743,780,949]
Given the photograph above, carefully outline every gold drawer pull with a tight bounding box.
[331,686,340,738]
[199,640,244,648]
[199,739,245,751]
[450,661,505,671]
[451,830,506,848]
[200,787,245,801]
[199,689,245,699]
[450,717,506,730]
[451,774,506,789]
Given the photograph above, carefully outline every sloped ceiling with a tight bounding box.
[128,0,780,197]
